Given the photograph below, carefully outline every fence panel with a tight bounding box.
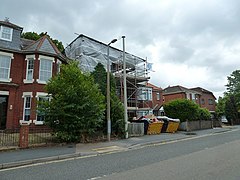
[0,129,19,147]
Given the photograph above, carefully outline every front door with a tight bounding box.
[0,96,8,129]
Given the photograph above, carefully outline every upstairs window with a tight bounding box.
[137,87,152,101]
[0,52,13,82]
[37,55,53,84]
[208,99,214,105]
[156,92,160,100]
[24,55,35,83]
[0,26,13,41]
[27,59,34,79]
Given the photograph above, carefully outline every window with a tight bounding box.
[0,26,13,41]
[35,92,51,125]
[156,92,160,100]
[208,99,214,105]
[56,60,61,74]
[138,87,152,101]
[0,52,12,82]
[23,96,31,121]
[24,56,35,83]
[201,98,205,105]
[37,96,50,122]
[38,56,53,84]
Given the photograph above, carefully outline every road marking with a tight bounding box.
[0,154,98,172]
[92,146,126,153]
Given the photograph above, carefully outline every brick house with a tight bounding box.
[135,83,163,117]
[162,85,216,113]
[190,87,216,113]
[0,20,66,130]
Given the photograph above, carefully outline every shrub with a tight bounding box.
[197,108,211,120]
[164,99,200,122]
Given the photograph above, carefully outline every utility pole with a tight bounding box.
[122,36,128,139]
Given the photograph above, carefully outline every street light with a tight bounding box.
[107,38,117,142]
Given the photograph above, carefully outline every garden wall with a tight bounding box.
[178,120,217,131]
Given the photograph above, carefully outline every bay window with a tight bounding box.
[0,52,13,82]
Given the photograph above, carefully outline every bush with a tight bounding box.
[197,108,211,120]
[163,99,211,122]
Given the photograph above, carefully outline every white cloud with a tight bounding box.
[1,0,240,98]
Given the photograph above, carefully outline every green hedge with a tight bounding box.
[163,99,211,122]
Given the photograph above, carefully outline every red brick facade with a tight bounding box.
[162,86,216,113]
[1,52,61,129]
[0,20,65,130]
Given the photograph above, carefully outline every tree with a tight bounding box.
[163,99,203,122]
[216,96,227,119]
[225,95,239,125]
[91,63,125,137]
[21,32,64,52]
[226,70,240,95]
[39,61,105,142]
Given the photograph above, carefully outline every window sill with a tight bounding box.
[23,79,34,84]
[19,120,32,125]
[0,78,12,82]
[36,79,47,85]
[33,120,44,125]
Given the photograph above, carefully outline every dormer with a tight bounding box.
[0,18,23,51]
[0,25,13,41]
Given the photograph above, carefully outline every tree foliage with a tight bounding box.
[21,32,64,52]
[91,63,125,137]
[225,95,239,125]
[219,70,240,124]
[226,70,240,95]
[39,61,105,142]
[197,108,211,120]
[216,96,227,119]
[163,99,211,122]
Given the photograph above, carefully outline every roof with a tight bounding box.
[23,35,66,62]
[0,20,23,31]
[146,82,162,90]
[190,87,216,99]
[163,85,200,95]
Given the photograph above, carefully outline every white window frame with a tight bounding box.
[0,51,13,82]
[156,92,160,101]
[56,59,62,74]
[137,87,152,101]
[0,26,13,41]
[37,55,54,84]
[33,92,51,125]
[19,92,33,124]
[24,55,35,83]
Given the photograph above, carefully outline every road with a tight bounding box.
[1,129,240,180]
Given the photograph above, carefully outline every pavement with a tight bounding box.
[0,125,237,170]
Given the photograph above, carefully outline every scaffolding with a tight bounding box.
[65,34,151,118]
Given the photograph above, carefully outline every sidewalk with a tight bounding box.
[0,126,237,169]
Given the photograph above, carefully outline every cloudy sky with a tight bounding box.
[1,0,240,98]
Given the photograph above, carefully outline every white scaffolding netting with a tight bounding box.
[65,35,148,80]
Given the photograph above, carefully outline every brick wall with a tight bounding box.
[163,92,186,104]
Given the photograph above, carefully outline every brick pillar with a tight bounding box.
[19,125,29,149]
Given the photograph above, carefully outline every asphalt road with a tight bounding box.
[1,129,240,180]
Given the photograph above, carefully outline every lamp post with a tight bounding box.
[122,36,128,139]
[107,38,117,142]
